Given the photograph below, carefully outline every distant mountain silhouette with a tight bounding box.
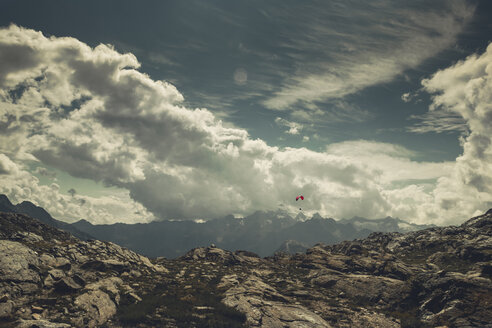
[0,194,93,240]
[0,194,17,212]
[70,210,423,258]
[0,194,433,258]
[340,215,435,232]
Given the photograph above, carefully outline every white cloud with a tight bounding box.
[287,100,372,126]
[275,117,302,135]
[1,25,490,226]
[401,92,412,103]
[326,140,454,185]
[418,42,492,222]
[0,153,154,224]
[0,153,19,175]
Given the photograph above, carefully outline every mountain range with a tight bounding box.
[0,207,490,327]
[0,194,434,258]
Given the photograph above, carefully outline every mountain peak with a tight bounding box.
[73,218,92,226]
[295,211,307,221]
[0,194,15,211]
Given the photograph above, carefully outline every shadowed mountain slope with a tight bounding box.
[71,211,430,258]
[0,195,93,241]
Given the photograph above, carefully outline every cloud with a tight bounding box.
[147,52,178,67]
[288,100,372,126]
[0,153,154,224]
[416,42,492,222]
[401,92,413,103]
[0,24,490,226]
[261,1,475,111]
[407,110,468,134]
[275,117,303,135]
[233,68,248,85]
[326,140,455,185]
[0,153,19,175]
[34,166,56,178]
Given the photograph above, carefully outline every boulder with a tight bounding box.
[80,259,129,273]
[222,275,332,327]
[53,277,82,293]
[12,232,44,243]
[74,290,116,327]
[334,274,408,305]
[0,300,14,319]
[0,240,40,283]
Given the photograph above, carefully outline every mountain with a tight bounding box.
[71,210,302,258]
[0,194,435,258]
[0,209,490,327]
[70,211,375,258]
[341,216,435,233]
[0,194,16,212]
[0,194,93,241]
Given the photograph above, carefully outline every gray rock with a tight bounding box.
[74,290,116,327]
[334,274,408,304]
[53,277,82,293]
[16,319,71,328]
[85,277,123,304]
[39,253,56,270]
[81,259,129,273]
[222,275,332,327]
[122,291,142,304]
[0,240,40,283]
[53,257,71,271]
[0,300,14,318]
[48,269,65,281]
[12,232,44,243]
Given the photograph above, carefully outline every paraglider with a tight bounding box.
[296,195,304,210]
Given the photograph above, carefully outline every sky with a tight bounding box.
[1,0,492,225]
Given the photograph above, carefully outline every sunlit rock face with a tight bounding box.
[0,209,491,327]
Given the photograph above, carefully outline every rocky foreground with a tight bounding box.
[0,211,491,328]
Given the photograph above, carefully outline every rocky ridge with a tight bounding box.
[0,212,167,327]
[0,210,491,327]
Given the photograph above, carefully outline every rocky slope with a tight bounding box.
[0,210,491,327]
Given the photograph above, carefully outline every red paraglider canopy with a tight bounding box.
[296,195,304,201]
